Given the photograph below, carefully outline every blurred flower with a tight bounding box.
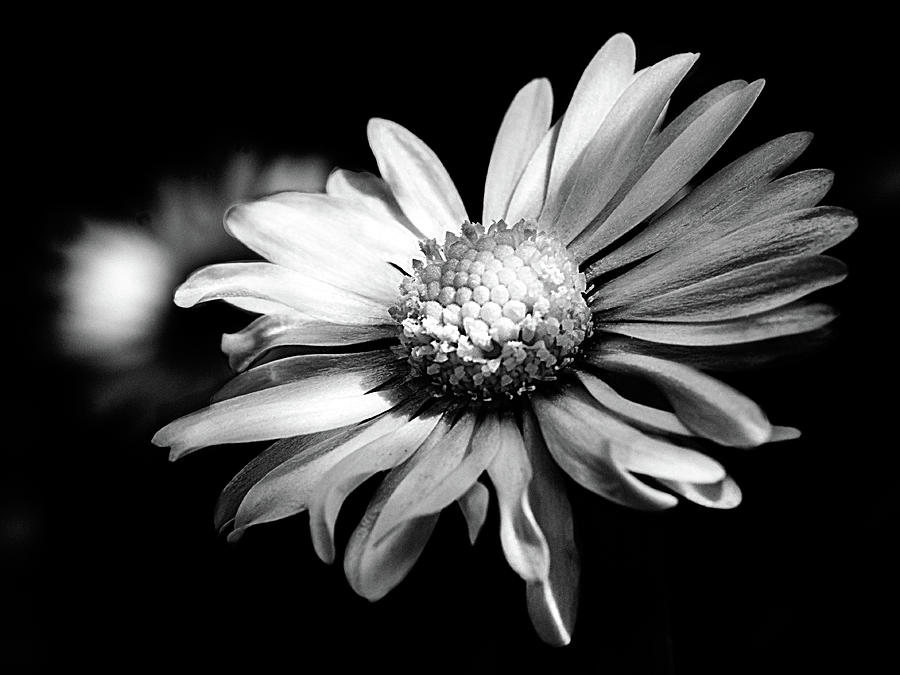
[56,152,330,420]
[153,34,854,645]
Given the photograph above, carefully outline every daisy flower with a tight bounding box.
[152,33,855,645]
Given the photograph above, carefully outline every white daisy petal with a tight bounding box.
[544,33,636,210]
[505,120,561,223]
[588,132,816,277]
[214,426,354,534]
[659,476,743,509]
[325,168,423,240]
[601,255,847,322]
[626,80,748,188]
[596,206,856,309]
[486,420,549,583]
[175,262,392,326]
[595,301,837,346]
[367,118,468,240]
[586,349,771,448]
[152,380,407,460]
[548,380,724,483]
[483,78,554,224]
[307,403,445,564]
[532,390,680,510]
[343,411,470,600]
[221,313,398,372]
[224,197,404,302]
[520,407,580,647]
[575,369,694,437]
[546,53,699,243]
[228,400,423,540]
[457,481,490,545]
[570,80,765,263]
[367,410,480,545]
[264,191,421,268]
[211,350,405,403]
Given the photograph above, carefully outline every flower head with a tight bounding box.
[153,34,855,645]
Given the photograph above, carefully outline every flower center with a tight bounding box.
[390,219,591,400]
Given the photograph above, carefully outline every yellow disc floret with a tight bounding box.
[390,219,591,400]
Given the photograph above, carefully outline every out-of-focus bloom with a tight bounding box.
[56,153,330,415]
[153,34,855,645]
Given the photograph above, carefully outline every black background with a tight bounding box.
[10,11,897,674]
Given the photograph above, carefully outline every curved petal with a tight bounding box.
[457,481,490,544]
[532,387,680,510]
[483,78,554,224]
[214,425,355,534]
[520,406,580,646]
[307,402,445,563]
[598,255,847,322]
[221,313,398,372]
[368,410,479,544]
[544,33,636,210]
[224,197,404,303]
[570,80,765,263]
[325,168,422,241]
[175,262,393,326]
[587,132,815,277]
[228,398,423,540]
[343,411,468,600]
[211,350,405,403]
[595,206,856,309]
[487,420,548,583]
[659,476,742,509]
[586,349,771,447]
[505,120,560,224]
[574,369,694,437]
[367,118,467,240]
[545,53,698,243]
[594,302,837,346]
[152,380,408,460]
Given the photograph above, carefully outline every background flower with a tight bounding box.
[13,14,895,675]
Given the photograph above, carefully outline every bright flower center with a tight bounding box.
[390,220,591,400]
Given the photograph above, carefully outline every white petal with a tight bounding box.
[587,349,771,447]
[660,476,742,509]
[520,407,580,646]
[570,81,765,263]
[368,410,479,544]
[600,255,847,322]
[574,369,694,437]
[221,313,398,372]
[152,380,407,460]
[224,197,404,303]
[175,262,393,326]
[595,302,838,346]
[229,400,422,539]
[588,132,816,277]
[343,411,467,600]
[483,78,554,224]
[457,481,490,545]
[486,420,549,583]
[367,118,467,240]
[532,389,679,510]
[544,34,636,212]
[596,206,856,310]
[545,53,698,244]
[307,403,444,563]
[505,121,560,224]
[325,168,422,241]
[211,350,404,403]
[214,426,353,534]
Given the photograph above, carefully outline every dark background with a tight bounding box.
[9,11,896,674]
